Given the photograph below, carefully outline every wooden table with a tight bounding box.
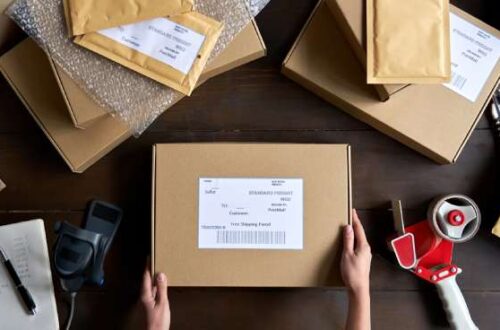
[1,0,499,329]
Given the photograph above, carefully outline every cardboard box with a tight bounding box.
[53,20,266,129]
[0,39,131,172]
[152,143,351,287]
[325,0,407,101]
[282,1,500,164]
[0,22,266,172]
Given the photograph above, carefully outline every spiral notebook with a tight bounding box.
[0,219,59,330]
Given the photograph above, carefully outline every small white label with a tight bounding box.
[198,178,303,250]
[98,17,205,74]
[443,13,500,102]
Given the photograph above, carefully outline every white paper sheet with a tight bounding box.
[99,17,206,74]
[0,219,59,330]
[443,13,500,102]
[198,178,304,249]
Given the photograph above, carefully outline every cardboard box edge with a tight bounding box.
[0,64,81,171]
[151,144,157,275]
[347,144,352,225]
[452,78,500,163]
[324,0,390,101]
[282,0,322,67]
[281,65,451,164]
[203,19,267,78]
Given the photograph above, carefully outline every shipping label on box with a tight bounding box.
[443,13,500,102]
[198,177,304,250]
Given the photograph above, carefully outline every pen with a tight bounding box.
[0,246,37,315]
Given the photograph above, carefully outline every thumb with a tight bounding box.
[154,273,169,309]
[343,225,354,254]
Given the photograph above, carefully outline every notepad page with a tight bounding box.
[0,219,59,330]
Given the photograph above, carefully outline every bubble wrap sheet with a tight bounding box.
[7,0,270,135]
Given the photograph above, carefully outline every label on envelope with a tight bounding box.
[98,17,205,74]
[198,178,304,249]
[443,13,500,102]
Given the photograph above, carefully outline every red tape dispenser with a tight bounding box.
[389,195,481,330]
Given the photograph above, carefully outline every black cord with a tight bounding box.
[65,292,77,330]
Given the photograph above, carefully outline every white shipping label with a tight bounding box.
[198,178,304,249]
[98,17,206,74]
[443,13,500,102]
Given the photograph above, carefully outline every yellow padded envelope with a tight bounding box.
[367,0,451,84]
[64,0,194,36]
[74,11,223,95]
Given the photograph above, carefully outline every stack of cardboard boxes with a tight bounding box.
[283,0,500,164]
[0,7,267,173]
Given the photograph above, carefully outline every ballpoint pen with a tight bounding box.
[0,245,37,315]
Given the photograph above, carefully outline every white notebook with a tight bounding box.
[0,219,59,330]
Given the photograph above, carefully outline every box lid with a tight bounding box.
[153,143,351,287]
[283,1,499,164]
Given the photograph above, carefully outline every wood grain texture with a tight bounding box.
[0,0,499,329]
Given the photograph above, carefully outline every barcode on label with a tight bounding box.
[450,71,467,90]
[216,230,286,245]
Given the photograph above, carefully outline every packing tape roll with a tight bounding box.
[427,194,481,243]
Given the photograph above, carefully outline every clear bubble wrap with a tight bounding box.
[6,0,270,136]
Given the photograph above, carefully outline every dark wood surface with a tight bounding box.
[1,0,499,329]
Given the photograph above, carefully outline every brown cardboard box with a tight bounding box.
[152,143,351,287]
[325,0,407,101]
[282,1,500,164]
[0,22,266,172]
[54,20,266,129]
[0,39,131,172]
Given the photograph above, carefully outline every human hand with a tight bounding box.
[341,209,372,295]
[132,266,171,330]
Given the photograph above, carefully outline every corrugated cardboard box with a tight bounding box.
[0,22,266,172]
[282,1,500,164]
[52,20,266,129]
[0,39,131,172]
[152,143,351,287]
[325,0,407,101]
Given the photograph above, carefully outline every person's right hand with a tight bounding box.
[341,209,372,295]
